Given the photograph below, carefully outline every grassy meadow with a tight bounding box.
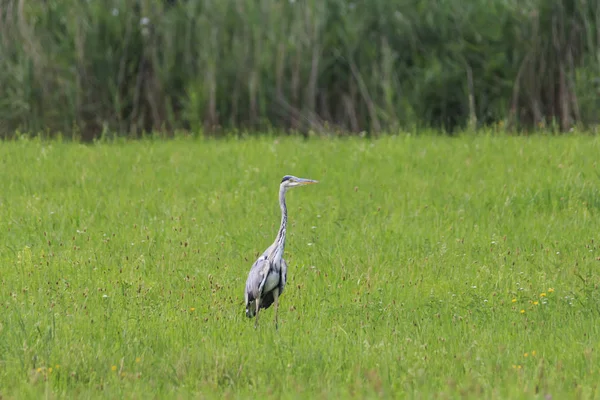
[1,133,600,399]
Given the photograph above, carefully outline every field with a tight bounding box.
[1,133,600,399]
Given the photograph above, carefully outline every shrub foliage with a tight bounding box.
[0,0,598,138]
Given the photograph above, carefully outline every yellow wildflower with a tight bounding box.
[533,301,539,305]
[111,365,117,371]
[548,288,555,293]
[524,353,528,357]
[512,298,517,303]
[190,307,196,312]
[532,351,537,356]
[540,293,546,297]
[48,367,53,373]
[520,309,525,314]
[135,357,141,363]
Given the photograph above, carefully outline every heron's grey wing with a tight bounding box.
[260,258,287,310]
[244,257,271,305]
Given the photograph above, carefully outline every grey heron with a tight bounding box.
[244,175,318,329]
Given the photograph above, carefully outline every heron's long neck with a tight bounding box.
[270,187,287,261]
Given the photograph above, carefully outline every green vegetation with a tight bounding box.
[0,0,599,138]
[1,133,600,398]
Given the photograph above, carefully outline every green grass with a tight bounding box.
[1,133,600,399]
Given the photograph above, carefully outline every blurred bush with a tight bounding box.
[0,0,598,139]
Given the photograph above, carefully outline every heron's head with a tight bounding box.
[280,175,318,190]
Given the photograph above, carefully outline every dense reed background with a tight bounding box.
[0,0,599,139]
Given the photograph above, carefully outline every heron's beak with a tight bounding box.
[297,178,318,185]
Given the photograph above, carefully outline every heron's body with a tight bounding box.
[244,175,317,328]
[244,253,287,316]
